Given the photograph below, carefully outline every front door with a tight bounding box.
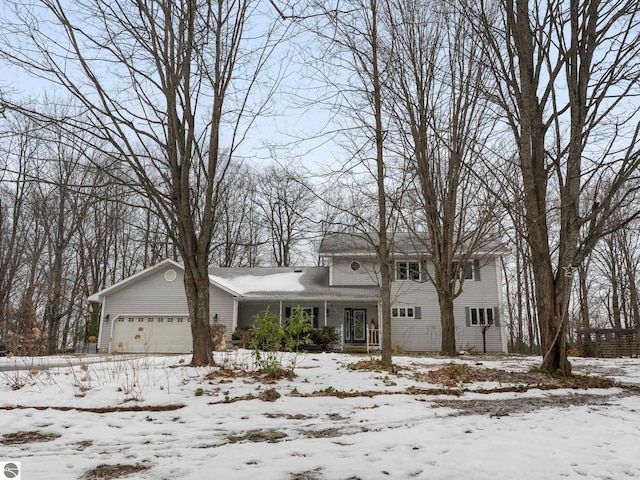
[345,308,367,343]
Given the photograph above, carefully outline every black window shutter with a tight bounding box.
[493,306,500,326]
[474,260,481,281]
[465,307,471,327]
[390,260,395,281]
[313,307,319,328]
[414,306,422,319]
[285,307,291,318]
[420,260,427,282]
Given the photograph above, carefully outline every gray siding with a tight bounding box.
[98,264,235,349]
[388,257,504,353]
[210,284,234,339]
[104,265,189,316]
[331,257,380,286]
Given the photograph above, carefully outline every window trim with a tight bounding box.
[466,307,495,327]
[451,261,474,281]
[396,260,421,281]
[391,306,418,319]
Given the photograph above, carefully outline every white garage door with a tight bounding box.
[111,316,192,353]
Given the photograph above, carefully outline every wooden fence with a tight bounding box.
[578,328,639,358]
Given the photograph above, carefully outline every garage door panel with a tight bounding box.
[112,316,192,353]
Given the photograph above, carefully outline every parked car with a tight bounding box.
[0,342,7,357]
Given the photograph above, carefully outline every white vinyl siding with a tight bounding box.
[330,257,380,286]
[98,264,234,353]
[389,257,504,353]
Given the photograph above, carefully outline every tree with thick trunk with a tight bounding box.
[467,0,640,373]
[386,0,500,355]
[307,0,397,368]
[1,0,288,365]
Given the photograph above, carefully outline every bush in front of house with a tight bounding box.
[231,326,252,349]
[249,306,314,378]
[283,307,313,352]
[308,326,339,352]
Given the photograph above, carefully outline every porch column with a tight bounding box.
[323,301,328,326]
[279,300,283,325]
[377,301,383,346]
[232,299,238,333]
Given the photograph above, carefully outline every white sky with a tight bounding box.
[0,352,638,479]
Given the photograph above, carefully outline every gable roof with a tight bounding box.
[319,232,426,256]
[87,258,183,303]
[88,258,240,303]
[319,232,507,256]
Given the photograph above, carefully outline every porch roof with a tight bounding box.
[209,266,380,300]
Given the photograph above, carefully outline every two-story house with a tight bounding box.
[90,232,508,354]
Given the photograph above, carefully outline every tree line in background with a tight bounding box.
[0,112,321,354]
[0,0,638,372]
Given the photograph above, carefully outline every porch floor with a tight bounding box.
[341,343,381,354]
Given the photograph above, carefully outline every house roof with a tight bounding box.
[89,260,380,303]
[209,266,380,300]
[319,232,507,256]
[87,258,185,303]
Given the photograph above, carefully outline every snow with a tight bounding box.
[210,271,305,294]
[0,352,639,479]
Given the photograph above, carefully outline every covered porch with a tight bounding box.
[235,299,382,353]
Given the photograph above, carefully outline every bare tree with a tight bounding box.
[0,112,41,339]
[306,0,397,368]
[467,0,640,374]
[36,124,93,353]
[385,0,501,355]
[255,164,315,266]
[211,161,264,267]
[1,0,289,364]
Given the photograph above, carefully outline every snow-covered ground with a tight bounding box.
[0,351,639,479]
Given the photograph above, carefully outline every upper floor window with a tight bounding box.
[451,261,475,281]
[397,261,421,280]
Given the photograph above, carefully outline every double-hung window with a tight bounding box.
[468,307,494,326]
[451,261,474,280]
[396,261,420,281]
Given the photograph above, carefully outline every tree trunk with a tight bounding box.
[439,296,457,356]
[379,240,393,369]
[183,264,214,367]
[539,277,572,374]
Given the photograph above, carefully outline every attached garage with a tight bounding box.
[111,316,192,353]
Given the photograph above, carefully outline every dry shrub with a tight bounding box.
[258,388,280,402]
[347,358,386,372]
[210,324,228,351]
[426,363,473,386]
[81,463,150,480]
[2,431,61,445]
[4,328,46,356]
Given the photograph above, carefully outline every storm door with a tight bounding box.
[344,308,367,343]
